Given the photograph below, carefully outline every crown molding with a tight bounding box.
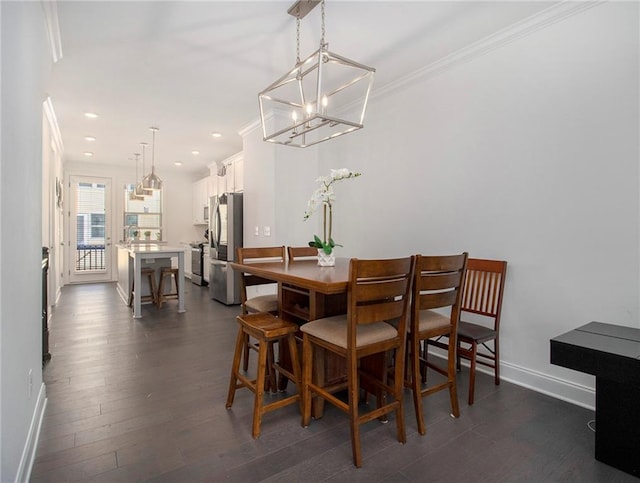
[43,96,64,154]
[238,117,264,138]
[41,0,63,63]
[373,1,604,100]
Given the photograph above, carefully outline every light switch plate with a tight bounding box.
[254,225,259,236]
[264,226,271,237]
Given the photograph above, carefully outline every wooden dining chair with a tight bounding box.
[429,258,507,405]
[301,256,415,468]
[407,253,468,436]
[287,246,318,261]
[236,246,285,390]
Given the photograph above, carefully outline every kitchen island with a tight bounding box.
[116,244,185,318]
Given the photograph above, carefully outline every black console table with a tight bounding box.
[42,247,51,364]
[550,322,640,477]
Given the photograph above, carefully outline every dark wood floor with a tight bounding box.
[32,282,636,482]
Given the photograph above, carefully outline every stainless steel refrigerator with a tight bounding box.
[209,192,243,304]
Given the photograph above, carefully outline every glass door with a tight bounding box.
[68,175,112,283]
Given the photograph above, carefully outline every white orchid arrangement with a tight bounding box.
[304,168,361,254]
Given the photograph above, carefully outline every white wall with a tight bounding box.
[0,2,51,480]
[64,161,201,277]
[249,2,639,408]
[240,124,277,248]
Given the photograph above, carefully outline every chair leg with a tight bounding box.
[393,346,407,445]
[468,341,478,405]
[226,327,246,409]
[347,355,362,468]
[410,335,426,435]
[376,352,389,423]
[301,335,312,428]
[173,272,179,302]
[157,272,165,309]
[456,337,462,372]
[287,334,303,414]
[448,340,460,418]
[149,273,158,305]
[242,337,251,372]
[252,338,269,439]
[267,341,277,393]
[420,340,427,384]
[494,338,500,386]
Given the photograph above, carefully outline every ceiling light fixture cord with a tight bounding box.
[141,143,146,177]
[151,128,156,169]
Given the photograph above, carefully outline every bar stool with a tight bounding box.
[157,267,179,309]
[128,268,157,307]
[226,312,301,438]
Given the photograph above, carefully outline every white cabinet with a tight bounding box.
[211,153,243,195]
[234,158,244,192]
[192,178,209,225]
[226,162,235,193]
[207,175,216,199]
[216,173,226,195]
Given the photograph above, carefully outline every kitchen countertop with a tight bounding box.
[118,243,184,253]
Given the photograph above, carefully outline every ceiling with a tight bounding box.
[49,1,555,176]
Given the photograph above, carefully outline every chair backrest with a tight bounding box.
[347,256,415,344]
[287,246,318,261]
[412,253,468,329]
[236,246,286,300]
[461,258,507,331]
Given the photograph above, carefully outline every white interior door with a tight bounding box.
[68,175,112,283]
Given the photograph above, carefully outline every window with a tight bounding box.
[73,181,107,271]
[124,184,163,241]
[91,214,105,238]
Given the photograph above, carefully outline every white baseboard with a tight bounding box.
[428,350,595,411]
[15,383,47,483]
[499,361,595,410]
[115,282,129,305]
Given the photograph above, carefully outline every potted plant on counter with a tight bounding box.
[304,168,361,266]
[144,230,151,240]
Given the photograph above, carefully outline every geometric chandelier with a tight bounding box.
[258,0,375,148]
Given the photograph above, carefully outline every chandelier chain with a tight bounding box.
[296,15,300,64]
[321,0,326,47]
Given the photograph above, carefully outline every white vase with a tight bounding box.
[317,249,336,267]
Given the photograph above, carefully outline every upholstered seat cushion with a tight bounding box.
[300,315,398,350]
[245,294,278,314]
[416,309,451,333]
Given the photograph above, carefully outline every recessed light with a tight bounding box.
[211,132,222,138]
[84,112,99,119]
[84,136,96,142]
[191,150,199,155]
[174,161,183,166]
[83,152,94,157]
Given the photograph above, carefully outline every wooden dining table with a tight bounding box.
[230,257,351,417]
